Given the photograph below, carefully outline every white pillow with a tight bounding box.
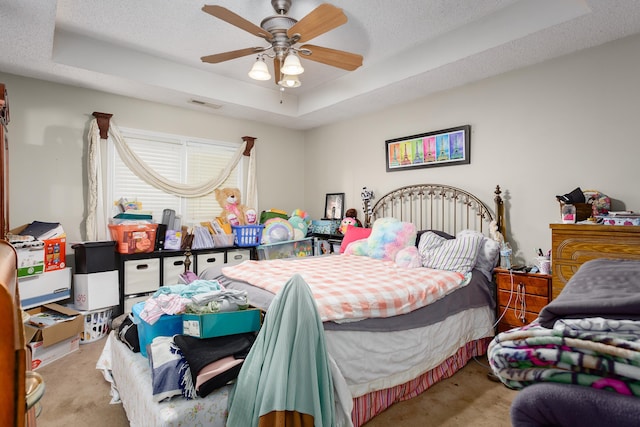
[458,229,501,281]
[418,231,483,274]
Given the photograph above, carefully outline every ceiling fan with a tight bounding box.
[200,0,363,88]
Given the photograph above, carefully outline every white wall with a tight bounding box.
[304,33,640,266]
[4,32,640,267]
[1,73,305,244]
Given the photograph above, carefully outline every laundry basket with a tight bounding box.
[231,224,265,247]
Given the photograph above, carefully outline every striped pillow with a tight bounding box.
[418,231,483,273]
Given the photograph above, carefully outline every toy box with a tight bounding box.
[257,238,314,260]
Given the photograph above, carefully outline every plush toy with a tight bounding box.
[344,217,416,261]
[214,187,248,226]
[288,209,310,240]
[339,208,362,234]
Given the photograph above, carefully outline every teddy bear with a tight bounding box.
[214,187,248,226]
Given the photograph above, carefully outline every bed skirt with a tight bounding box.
[351,336,492,427]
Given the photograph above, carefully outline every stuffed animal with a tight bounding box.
[289,209,310,240]
[339,208,362,234]
[214,187,248,226]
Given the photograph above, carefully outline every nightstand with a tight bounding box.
[494,268,551,333]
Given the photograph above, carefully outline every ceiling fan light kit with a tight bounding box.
[248,56,272,81]
[201,0,363,91]
[278,74,301,88]
[281,51,304,75]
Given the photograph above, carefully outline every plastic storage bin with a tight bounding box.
[257,238,314,260]
[132,302,183,358]
[108,223,158,254]
[72,241,117,273]
[232,224,265,247]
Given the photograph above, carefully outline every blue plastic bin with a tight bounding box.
[132,302,183,358]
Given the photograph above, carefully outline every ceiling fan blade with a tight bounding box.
[202,5,272,41]
[201,47,265,64]
[274,57,281,85]
[299,44,363,71]
[287,4,347,43]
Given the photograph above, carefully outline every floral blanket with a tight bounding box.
[488,318,640,396]
[221,255,470,322]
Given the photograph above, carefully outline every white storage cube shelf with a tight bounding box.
[162,255,186,286]
[123,258,160,295]
[226,249,250,265]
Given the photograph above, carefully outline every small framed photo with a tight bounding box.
[324,193,345,220]
[385,125,471,172]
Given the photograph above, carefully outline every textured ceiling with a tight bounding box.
[1,0,640,130]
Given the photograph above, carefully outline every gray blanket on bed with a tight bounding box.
[538,258,640,329]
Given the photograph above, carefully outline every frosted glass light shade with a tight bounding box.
[281,52,304,75]
[278,74,301,88]
[248,58,271,81]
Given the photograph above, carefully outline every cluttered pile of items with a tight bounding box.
[555,186,639,225]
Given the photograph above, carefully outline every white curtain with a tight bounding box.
[85,118,257,241]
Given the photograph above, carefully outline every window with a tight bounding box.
[107,127,242,225]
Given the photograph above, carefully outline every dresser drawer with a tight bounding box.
[123,258,160,295]
[499,308,539,330]
[495,272,549,297]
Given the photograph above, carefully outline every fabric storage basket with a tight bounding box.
[232,224,265,247]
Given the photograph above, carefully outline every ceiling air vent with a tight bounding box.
[189,99,222,109]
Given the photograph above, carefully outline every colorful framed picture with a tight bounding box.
[385,125,471,172]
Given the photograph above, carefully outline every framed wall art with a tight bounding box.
[385,125,471,172]
[324,193,345,220]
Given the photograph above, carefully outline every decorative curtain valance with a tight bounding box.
[86,112,258,241]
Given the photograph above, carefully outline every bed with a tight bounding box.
[98,183,505,426]
[488,257,640,427]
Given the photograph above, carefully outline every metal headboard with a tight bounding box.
[369,184,504,238]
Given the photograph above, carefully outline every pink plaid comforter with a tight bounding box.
[221,255,470,322]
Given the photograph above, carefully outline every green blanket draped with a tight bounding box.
[227,273,336,427]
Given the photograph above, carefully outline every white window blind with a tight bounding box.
[108,128,242,225]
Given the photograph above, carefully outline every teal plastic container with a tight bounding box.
[132,302,183,358]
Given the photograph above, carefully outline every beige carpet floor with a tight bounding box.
[35,336,517,426]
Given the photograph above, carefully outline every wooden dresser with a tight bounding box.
[550,223,640,299]
[494,268,551,333]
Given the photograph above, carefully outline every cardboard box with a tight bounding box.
[12,240,44,278]
[601,217,640,226]
[19,267,71,309]
[73,270,119,311]
[29,334,80,370]
[182,308,261,339]
[24,303,84,348]
[43,237,66,272]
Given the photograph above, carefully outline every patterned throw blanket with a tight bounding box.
[221,255,470,322]
[488,318,640,396]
